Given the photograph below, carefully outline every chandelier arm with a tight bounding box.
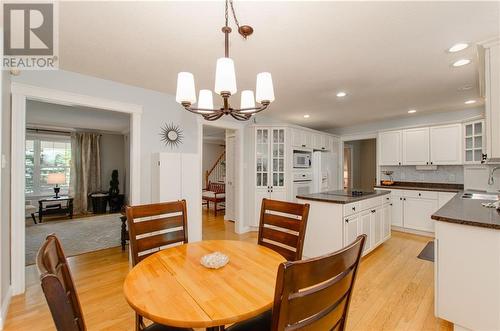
[182,106,221,113]
[203,112,225,121]
[233,103,269,115]
[230,112,252,121]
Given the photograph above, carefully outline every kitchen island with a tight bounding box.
[297,189,391,258]
[431,192,500,331]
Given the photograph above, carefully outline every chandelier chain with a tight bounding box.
[229,0,241,32]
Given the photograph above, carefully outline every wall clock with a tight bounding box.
[160,123,184,148]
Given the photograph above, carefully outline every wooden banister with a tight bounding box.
[205,151,226,188]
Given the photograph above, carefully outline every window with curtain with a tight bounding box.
[25,133,72,197]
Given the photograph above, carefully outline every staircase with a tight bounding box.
[205,151,225,187]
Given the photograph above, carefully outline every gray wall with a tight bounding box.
[345,139,376,190]
[1,70,12,304]
[13,70,199,204]
[100,133,126,194]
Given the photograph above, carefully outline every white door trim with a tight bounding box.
[197,118,247,234]
[10,82,143,295]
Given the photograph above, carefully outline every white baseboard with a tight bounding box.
[0,286,13,330]
[392,226,435,238]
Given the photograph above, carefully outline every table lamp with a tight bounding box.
[47,173,66,198]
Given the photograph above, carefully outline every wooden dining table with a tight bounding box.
[123,240,286,330]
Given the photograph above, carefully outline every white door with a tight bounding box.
[430,124,462,165]
[402,128,430,165]
[255,128,270,226]
[344,214,360,247]
[403,197,438,232]
[371,208,382,247]
[360,210,372,253]
[225,135,235,221]
[382,203,391,240]
[391,194,404,226]
[379,130,402,165]
[270,128,286,199]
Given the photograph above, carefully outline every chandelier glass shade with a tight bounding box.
[175,0,274,121]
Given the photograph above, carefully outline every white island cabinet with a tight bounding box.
[297,191,391,258]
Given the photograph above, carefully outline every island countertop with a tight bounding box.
[374,181,463,193]
[431,191,500,230]
[297,189,390,204]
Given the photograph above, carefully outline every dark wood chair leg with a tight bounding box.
[31,213,37,224]
[214,201,217,217]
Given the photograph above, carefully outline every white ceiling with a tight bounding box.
[26,100,130,133]
[57,1,499,129]
[203,125,226,144]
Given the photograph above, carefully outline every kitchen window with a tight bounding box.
[26,133,72,197]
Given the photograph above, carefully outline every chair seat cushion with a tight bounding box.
[202,191,225,199]
[143,323,193,331]
[226,310,272,331]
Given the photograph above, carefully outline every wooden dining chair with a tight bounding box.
[37,234,192,331]
[126,200,189,266]
[258,198,310,261]
[227,235,366,331]
[126,200,193,331]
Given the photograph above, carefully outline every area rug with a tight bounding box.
[417,241,434,262]
[25,213,122,265]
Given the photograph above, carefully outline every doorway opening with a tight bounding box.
[343,139,377,190]
[201,124,240,240]
[24,100,131,266]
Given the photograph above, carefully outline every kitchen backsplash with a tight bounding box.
[380,165,464,184]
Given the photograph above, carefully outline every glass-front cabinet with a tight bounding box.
[255,127,286,188]
[255,128,269,188]
[464,120,485,164]
[271,129,285,188]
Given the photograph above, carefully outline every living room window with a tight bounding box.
[26,133,72,197]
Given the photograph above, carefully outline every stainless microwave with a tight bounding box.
[293,151,311,168]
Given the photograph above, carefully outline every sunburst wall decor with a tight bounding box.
[160,123,184,148]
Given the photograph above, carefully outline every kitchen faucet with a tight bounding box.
[488,166,500,185]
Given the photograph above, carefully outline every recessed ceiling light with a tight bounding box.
[465,100,476,105]
[448,43,469,53]
[408,109,417,114]
[303,114,310,118]
[452,59,471,67]
[336,91,347,98]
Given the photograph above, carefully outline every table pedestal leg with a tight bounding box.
[206,327,224,331]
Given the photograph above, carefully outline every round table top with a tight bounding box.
[123,240,286,328]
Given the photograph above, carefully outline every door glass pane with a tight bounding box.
[466,150,473,162]
[263,173,268,186]
[474,149,483,162]
[474,122,482,135]
[279,159,284,172]
[256,158,262,171]
[273,144,278,157]
[474,136,482,149]
[256,173,261,186]
[263,130,268,143]
[465,124,473,136]
[279,130,284,143]
[273,173,278,186]
[465,137,473,149]
[279,173,284,186]
[279,144,284,157]
[273,130,278,143]
[263,158,268,171]
[273,159,278,172]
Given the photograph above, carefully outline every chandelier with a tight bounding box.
[175,0,275,121]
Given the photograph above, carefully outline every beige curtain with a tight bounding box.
[70,132,101,214]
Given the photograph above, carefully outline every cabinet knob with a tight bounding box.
[400,197,402,201]
[418,193,421,196]
[390,203,393,206]
[431,162,433,165]
[352,206,356,211]
[345,219,349,223]
[302,144,306,147]
[426,162,429,165]
[398,162,401,165]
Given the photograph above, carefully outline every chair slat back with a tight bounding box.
[126,200,188,266]
[37,234,86,331]
[271,235,366,331]
[258,198,310,261]
[208,181,225,193]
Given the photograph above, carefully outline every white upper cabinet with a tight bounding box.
[378,130,402,165]
[402,128,430,165]
[291,128,302,148]
[430,124,462,165]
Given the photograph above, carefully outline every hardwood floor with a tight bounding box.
[4,208,452,331]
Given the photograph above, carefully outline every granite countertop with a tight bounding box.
[374,181,463,193]
[297,189,390,204]
[431,191,500,230]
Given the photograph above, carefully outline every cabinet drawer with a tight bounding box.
[359,196,383,211]
[343,202,360,216]
[403,190,438,200]
[382,194,392,204]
